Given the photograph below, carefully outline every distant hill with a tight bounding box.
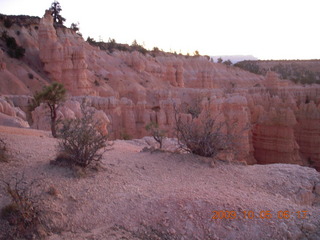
[234,60,320,84]
[211,55,258,64]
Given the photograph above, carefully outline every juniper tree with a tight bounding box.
[33,82,66,138]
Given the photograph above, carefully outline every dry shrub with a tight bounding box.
[47,186,59,197]
[56,105,112,168]
[0,174,46,239]
[174,103,237,159]
[145,121,166,149]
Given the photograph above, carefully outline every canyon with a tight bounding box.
[0,11,320,170]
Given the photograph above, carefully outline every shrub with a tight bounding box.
[174,104,236,158]
[94,79,100,86]
[70,22,79,32]
[28,73,34,79]
[0,138,8,162]
[106,38,117,53]
[152,47,160,52]
[4,18,13,28]
[120,131,131,140]
[194,50,200,56]
[145,122,166,149]
[1,174,45,239]
[223,59,232,66]
[131,39,147,55]
[57,106,111,168]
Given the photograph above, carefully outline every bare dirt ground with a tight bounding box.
[0,126,320,240]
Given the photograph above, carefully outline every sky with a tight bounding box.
[0,0,319,60]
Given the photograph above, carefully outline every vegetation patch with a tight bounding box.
[174,102,238,159]
[235,60,320,84]
[1,174,46,239]
[1,31,25,59]
[55,104,112,169]
[145,121,166,149]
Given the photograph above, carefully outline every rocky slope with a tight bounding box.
[0,12,320,170]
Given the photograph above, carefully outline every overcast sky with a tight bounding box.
[1,0,319,60]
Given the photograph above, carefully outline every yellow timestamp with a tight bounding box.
[211,210,308,220]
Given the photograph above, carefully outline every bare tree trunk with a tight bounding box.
[49,104,57,138]
[51,117,57,138]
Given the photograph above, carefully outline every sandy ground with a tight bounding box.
[0,126,320,240]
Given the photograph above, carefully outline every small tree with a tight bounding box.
[57,105,111,168]
[70,22,79,32]
[217,57,223,63]
[33,82,66,138]
[223,59,232,66]
[145,122,166,149]
[86,36,96,44]
[131,39,147,55]
[152,47,160,52]
[106,38,116,53]
[49,1,66,25]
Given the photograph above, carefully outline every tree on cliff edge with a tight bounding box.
[50,1,66,25]
[33,82,66,138]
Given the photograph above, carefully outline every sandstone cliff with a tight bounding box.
[0,12,320,169]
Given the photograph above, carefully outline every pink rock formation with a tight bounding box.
[221,96,256,164]
[252,99,301,165]
[295,101,320,170]
[0,97,29,128]
[38,10,93,95]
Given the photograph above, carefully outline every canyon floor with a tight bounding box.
[0,126,320,240]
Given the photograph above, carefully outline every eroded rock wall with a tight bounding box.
[38,10,93,95]
[1,12,320,169]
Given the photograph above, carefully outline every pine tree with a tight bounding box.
[50,1,66,24]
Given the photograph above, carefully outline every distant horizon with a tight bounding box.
[210,55,320,62]
[1,0,319,61]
